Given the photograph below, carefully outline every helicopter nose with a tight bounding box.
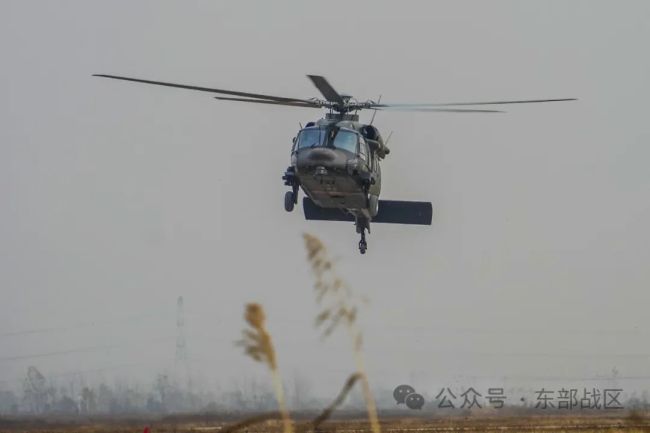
[306,147,337,163]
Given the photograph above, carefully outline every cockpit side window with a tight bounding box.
[358,135,369,161]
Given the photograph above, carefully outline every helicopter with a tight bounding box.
[94,73,576,254]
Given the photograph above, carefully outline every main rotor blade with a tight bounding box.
[375,107,504,113]
[307,75,344,106]
[370,98,577,108]
[214,96,321,108]
[93,74,313,104]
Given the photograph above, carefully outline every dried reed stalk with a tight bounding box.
[219,373,363,433]
[237,303,293,433]
[310,372,362,430]
[302,233,381,433]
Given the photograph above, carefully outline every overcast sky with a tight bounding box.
[2,0,650,401]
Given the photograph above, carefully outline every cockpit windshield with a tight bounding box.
[332,130,358,153]
[296,128,327,149]
[296,127,359,154]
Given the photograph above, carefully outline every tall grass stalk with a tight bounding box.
[237,303,293,433]
[303,233,381,433]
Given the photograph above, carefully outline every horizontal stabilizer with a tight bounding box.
[373,200,433,224]
[303,198,432,225]
[303,198,354,222]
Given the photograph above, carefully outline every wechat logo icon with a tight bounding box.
[393,384,425,410]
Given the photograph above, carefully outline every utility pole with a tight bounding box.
[175,296,191,393]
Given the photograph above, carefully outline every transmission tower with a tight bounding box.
[175,296,191,391]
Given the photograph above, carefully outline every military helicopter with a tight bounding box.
[94,74,575,254]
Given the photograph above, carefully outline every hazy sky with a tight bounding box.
[2,0,650,400]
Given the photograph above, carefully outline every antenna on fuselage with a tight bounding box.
[369,95,382,125]
[385,130,393,146]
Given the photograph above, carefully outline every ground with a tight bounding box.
[2,414,650,433]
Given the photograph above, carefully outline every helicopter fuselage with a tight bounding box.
[282,115,386,221]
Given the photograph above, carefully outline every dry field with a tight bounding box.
[2,415,650,433]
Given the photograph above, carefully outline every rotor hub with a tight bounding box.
[325,112,359,121]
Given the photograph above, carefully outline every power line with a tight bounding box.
[0,312,164,338]
[0,336,175,363]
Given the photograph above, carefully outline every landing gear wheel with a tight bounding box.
[284,191,295,212]
[369,194,379,217]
